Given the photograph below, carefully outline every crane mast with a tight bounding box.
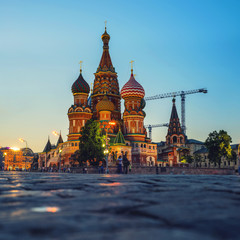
[145,123,169,140]
[145,88,207,135]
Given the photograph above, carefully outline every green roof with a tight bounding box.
[113,129,126,146]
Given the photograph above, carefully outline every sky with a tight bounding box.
[0,0,239,152]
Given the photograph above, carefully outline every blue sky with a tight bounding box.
[0,0,239,152]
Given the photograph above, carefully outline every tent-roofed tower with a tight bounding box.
[91,25,121,121]
[166,98,185,146]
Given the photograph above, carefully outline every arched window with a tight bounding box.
[173,136,177,143]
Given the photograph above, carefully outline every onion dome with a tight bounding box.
[101,28,110,42]
[71,70,90,94]
[96,95,114,112]
[121,72,145,99]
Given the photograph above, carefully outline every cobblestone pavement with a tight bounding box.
[0,172,240,240]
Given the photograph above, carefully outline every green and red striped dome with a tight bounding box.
[72,72,90,94]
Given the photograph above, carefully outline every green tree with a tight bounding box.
[205,130,234,167]
[180,155,193,164]
[78,119,105,167]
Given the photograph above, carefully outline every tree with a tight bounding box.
[180,155,193,164]
[205,130,234,168]
[78,119,105,166]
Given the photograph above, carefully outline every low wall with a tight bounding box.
[71,166,235,175]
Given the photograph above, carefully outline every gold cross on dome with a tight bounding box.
[104,20,107,30]
[130,60,134,73]
[79,61,83,72]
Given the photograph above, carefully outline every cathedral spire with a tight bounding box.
[166,98,185,146]
[97,23,115,73]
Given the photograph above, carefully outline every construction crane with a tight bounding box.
[145,88,207,135]
[145,124,169,140]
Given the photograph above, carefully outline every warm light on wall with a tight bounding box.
[10,147,20,151]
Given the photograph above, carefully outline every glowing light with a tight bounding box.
[109,121,116,126]
[31,206,60,213]
[52,131,59,136]
[99,182,122,186]
[10,147,20,151]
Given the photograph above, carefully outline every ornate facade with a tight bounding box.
[39,27,157,169]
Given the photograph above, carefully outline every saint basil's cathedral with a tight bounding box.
[38,27,186,169]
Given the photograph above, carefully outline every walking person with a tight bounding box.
[123,154,130,174]
[117,155,122,174]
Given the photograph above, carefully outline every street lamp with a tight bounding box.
[3,152,7,171]
[52,130,60,136]
[19,138,28,171]
[59,149,62,173]
[104,121,116,174]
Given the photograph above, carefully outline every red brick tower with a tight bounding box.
[68,66,92,141]
[121,68,147,142]
[91,27,121,121]
[166,98,185,146]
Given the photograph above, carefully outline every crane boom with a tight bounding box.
[145,123,169,140]
[145,88,207,135]
[145,88,207,101]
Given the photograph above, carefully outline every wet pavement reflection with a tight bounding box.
[0,172,240,239]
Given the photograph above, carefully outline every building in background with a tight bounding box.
[0,147,34,170]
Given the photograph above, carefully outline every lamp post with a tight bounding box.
[3,152,7,171]
[59,149,62,173]
[104,121,116,174]
[19,138,28,171]
[52,131,62,171]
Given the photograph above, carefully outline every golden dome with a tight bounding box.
[96,95,114,112]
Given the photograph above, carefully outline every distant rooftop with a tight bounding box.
[187,139,204,145]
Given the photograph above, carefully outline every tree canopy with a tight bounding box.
[77,119,105,166]
[205,130,234,167]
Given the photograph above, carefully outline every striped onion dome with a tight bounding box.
[72,72,90,94]
[96,95,114,112]
[121,73,145,99]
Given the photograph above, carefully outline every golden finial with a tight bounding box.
[79,61,83,73]
[104,20,107,31]
[130,60,134,74]
[91,83,93,94]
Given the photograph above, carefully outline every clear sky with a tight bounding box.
[0,0,239,152]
